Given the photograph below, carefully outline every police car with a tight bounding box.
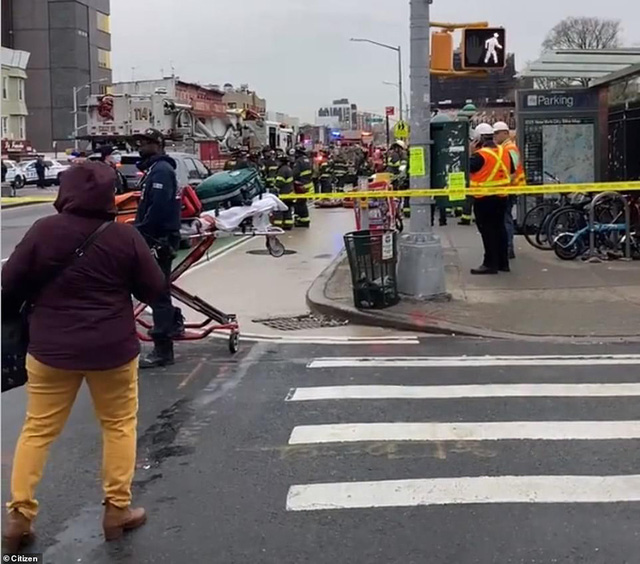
[19,158,69,186]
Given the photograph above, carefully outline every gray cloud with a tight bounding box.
[111,0,639,122]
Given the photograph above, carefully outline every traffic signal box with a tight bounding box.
[430,22,506,76]
[431,31,453,72]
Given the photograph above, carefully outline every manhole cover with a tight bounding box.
[253,313,348,331]
[246,249,297,256]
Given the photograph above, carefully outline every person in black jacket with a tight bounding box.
[133,128,183,368]
[35,156,48,189]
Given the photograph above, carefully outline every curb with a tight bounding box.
[306,251,640,344]
[1,199,55,210]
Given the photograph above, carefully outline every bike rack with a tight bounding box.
[585,191,631,262]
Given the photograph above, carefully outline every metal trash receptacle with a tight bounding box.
[343,230,399,309]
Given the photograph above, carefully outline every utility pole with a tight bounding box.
[72,86,79,151]
[397,47,404,122]
[396,0,446,298]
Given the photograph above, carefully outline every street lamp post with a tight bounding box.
[382,81,410,120]
[72,78,109,150]
[350,38,403,122]
[396,0,446,298]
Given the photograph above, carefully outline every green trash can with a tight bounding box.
[343,230,399,309]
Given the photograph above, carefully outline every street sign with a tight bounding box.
[394,120,409,139]
[385,106,395,116]
[462,27,506,70]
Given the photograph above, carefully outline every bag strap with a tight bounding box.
[35,222,112,296]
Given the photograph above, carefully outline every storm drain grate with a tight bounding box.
[253,313,349,331]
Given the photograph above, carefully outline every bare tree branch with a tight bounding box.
[537,16,622,88]
[542,16,621,52]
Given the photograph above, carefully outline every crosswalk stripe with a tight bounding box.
[286,383,640,401]
[288,421,640,444]
[286,475,640,511]
[307,355,640,369]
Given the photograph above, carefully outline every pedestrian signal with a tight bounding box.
[462,27,506,70]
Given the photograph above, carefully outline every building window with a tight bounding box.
[2,77,8,99]
[18,116,25,139]
[98,48,112,70]
[99,84,113,95]
[18,79,24,101]
[1,117,8,137]
[96,12,110,33]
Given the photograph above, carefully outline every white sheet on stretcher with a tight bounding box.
[183,193,289,235]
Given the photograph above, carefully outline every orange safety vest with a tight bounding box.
[469,145,511,197]
[503,139,526,186]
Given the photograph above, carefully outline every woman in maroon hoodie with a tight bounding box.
[2,161,165,551]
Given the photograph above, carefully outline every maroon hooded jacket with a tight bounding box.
[2,161,165,371]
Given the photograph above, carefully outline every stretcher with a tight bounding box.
[131,193,288,353]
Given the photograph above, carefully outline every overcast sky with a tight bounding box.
[111,0,640,123]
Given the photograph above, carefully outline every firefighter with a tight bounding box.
[457,129,478,226]
[318,150,333,194]
[331,151,348,190]
[469,123,514,275]
[387,141,409,217]
[493,121,524,259]
[223,149,240,171]
[248,148,262,170]
[232,148,252,170]
[261,147,279,192]
[273,153,294,230]
[292,147,313,227]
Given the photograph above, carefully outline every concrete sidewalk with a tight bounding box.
[308,222,640,341]
[176,207,408,339]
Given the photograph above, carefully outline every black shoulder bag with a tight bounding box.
[1,222,112,393]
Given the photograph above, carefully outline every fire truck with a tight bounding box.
[83,93,296,167]
[82,92,224,168]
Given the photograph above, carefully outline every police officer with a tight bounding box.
[273,153,294,230]
[469,123,515,275]
[292,147,313,227]
[133,128,183,367]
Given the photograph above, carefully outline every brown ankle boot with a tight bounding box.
[2,510,35,553]
[102,501,147,541]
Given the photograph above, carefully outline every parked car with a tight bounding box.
[3,160,27,189]
[19,159,70,186]
[117,152,211,191]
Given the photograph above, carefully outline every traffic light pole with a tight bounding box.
[396,0,446,298]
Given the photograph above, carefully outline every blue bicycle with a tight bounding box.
[553,222,639,260]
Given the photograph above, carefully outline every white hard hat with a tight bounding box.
[393,140,406,149]
[474,123,494,137]
[493,121,510,133]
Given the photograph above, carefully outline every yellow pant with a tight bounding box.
[7,354,139,520]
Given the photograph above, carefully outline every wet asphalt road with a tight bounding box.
[2,337,640,564]
[1,203,56,260]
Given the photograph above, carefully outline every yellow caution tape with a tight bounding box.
[278,181,640,201]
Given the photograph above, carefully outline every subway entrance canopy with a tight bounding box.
[520,49,640,81]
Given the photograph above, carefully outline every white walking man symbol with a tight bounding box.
[484,32,503,64]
